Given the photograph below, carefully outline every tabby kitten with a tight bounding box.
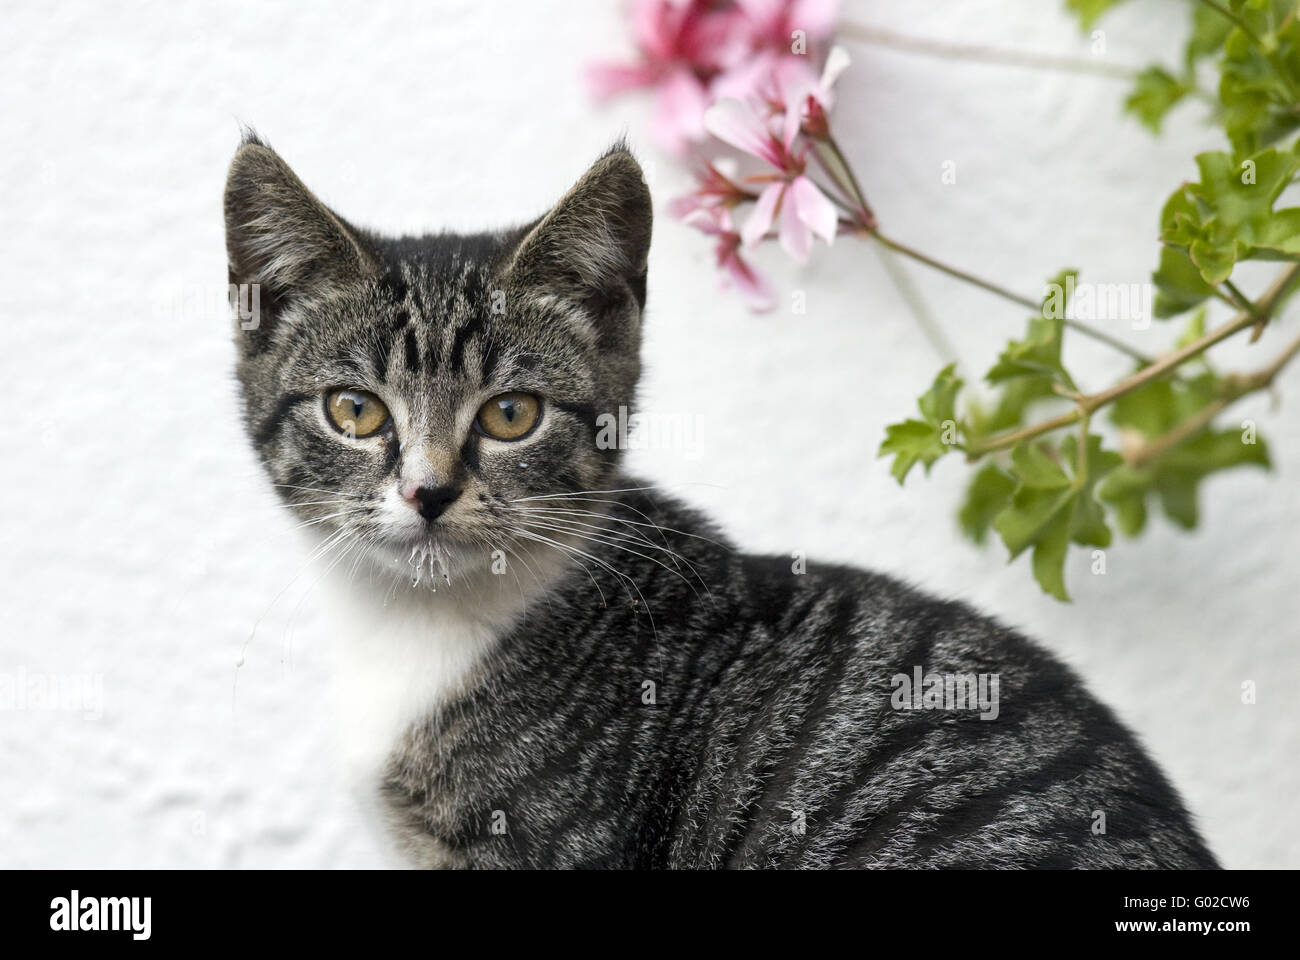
[224,134,1218,869]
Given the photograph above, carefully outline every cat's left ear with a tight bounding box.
[505,143,652,332]
[223,134,381,346]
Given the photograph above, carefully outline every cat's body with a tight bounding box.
[372,486,1215,869]
[224,134,1218,869]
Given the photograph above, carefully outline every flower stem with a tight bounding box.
[824,134,875,228]
[838,21,1140,80]
[869,237,959,364]
[867,228,1153,362]
[869,229,1038,309]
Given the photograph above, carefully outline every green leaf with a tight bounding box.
[1174,308,1208,350]
[1110,367,1218,434]
[1098,371,1271,534]
[1096,466,1149,536]
[1159,146,1300,284]
[1100,430,1270,532]
[959,463,1017,546]
[993,434,1120,601]
[917,361,961,425]
[879,364,963,483]
[1152,246,1217,317]
[1218,12,1300,156]
[1185,3,1234,68]
[1125,66,1190,133]
[1065,0,1127,30]
[968,376,1058,439]
[986,270,1077,387]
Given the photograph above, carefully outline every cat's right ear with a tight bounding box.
[223,134,379,347]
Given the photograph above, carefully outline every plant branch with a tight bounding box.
[1127,326,1300,468]
[966,263,1300,456]
[1221,277,1260,318]
[1196,0,1267,48]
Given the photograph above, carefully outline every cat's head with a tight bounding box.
[224,133,652,586]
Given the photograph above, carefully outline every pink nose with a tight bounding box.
[400,481,462,522]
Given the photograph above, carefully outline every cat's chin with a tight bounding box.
[359,530,477,589]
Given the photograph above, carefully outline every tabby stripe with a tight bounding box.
[458,433,480,472]
[551,400,601,450]
[369,332,394,382]
[480,337,500,383]
[425,328,442,375]
[778,714,947,868]
[726,595,861,865]
[254,392,310,447]
[380,273,408,306]
[449,314,485,373]
[836,755,990,867]
[911,742,1102,859]
[403,328,421,375]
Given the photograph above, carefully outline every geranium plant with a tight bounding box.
[592,0,1300,600]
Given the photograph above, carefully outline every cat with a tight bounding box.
[224,132,1219,869]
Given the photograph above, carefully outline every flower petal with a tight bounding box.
[722,249,776,312]
[585,63,660,100]
[631,0,676,61]
[741,182,784,248]
[778,196,813,262]
[819,45,851,94]
[790,175,838,245]
[791,0,840,39]
[651,70,709,154]
[705,97,781,167]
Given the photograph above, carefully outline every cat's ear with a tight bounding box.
[223,134,380,335]
[505,143,652,332]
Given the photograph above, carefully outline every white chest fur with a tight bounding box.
[317,542,564,784]
[327,593,498,781]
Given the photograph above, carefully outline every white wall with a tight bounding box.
[0,0,1295,868]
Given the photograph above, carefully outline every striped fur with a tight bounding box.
[224,135,1218,869]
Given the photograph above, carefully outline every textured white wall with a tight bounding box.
[1,0,1295,868]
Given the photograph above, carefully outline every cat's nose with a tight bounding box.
[403,483,462,522]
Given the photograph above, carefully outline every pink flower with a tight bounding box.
[586,0,747,155]
[683,205,776,311]
[704,97,838,261]
[588,0,840,156]
[667,160,753,219]
[792,44,850,138]
[735,0,838,52]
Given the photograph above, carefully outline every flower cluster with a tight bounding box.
[588,0,839,156]
[678,43,858,310]
[592,1,865,312]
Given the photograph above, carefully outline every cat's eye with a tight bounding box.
[324,388,390,438]
[475,392,541,441]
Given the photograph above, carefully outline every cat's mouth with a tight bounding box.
[406,538,452,588]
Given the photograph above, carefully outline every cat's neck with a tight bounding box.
[314,536,570,782]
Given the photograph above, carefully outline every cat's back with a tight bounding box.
[662,553,1219,869]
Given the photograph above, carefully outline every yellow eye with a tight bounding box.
[475,392,541,440]
[324,388,390,438]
